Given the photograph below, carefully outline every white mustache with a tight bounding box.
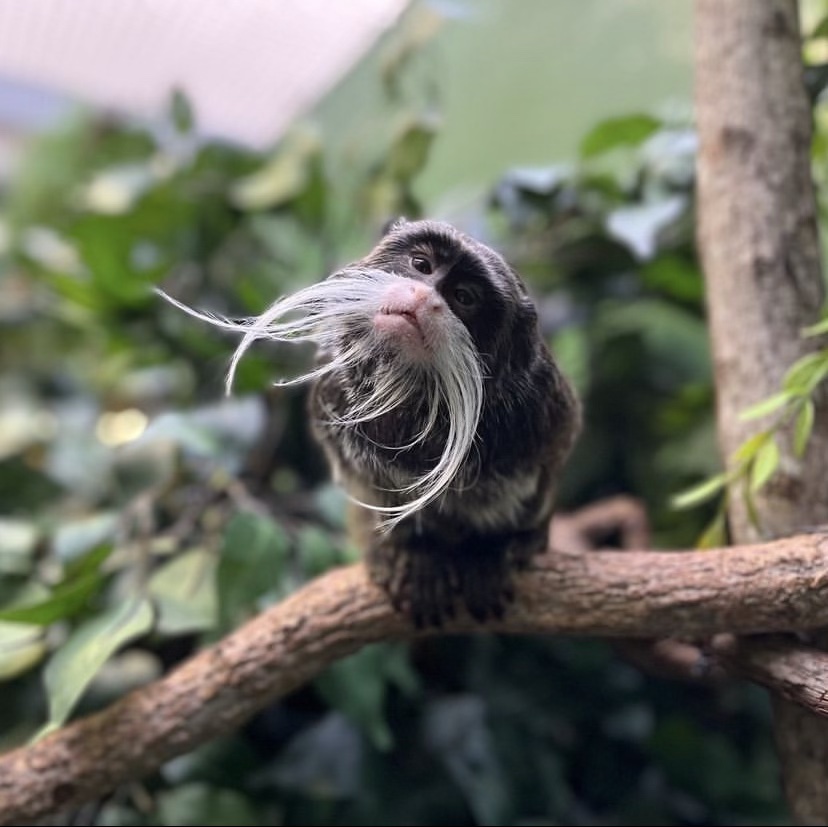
[156,267,484,529]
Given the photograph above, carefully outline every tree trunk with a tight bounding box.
[694,0,828,822]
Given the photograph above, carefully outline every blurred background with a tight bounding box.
[3,0,827,824]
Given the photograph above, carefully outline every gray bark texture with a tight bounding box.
[694,0,828,822]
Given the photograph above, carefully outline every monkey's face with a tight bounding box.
[300,220,547,525]
[360,219,538,378]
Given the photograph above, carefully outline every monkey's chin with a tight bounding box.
[373,312,430,362]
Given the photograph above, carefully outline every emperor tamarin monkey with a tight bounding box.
[161,219,580,626]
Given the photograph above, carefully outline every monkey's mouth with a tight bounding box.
[373,309,427,350]
[375,309,421,332]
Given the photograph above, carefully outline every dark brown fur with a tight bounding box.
[310,220,580,625]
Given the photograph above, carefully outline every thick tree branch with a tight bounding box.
[2,528,828,824]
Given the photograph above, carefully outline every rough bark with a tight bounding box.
[694,0,828,822]
[714,635,828,717]
[695,0,828,537]
[3,527,828,825]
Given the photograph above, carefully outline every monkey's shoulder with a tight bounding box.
[478,349,579,472]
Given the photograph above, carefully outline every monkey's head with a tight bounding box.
[302,219,553,526]
[360,218,541,379]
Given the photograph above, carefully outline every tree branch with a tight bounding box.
[2,528,828,824]
[714,634,828,716]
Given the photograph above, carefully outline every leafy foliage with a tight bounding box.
[0,15,438,759]
[672,326,828,545]
[668,13,828,539]
[0,26,796,827]
[488,115,717,548]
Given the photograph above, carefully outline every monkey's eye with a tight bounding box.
[453,285,479,308]
[411,256,433,275]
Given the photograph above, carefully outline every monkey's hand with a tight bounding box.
[367,528,547,628]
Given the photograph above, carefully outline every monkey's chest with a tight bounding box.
[339,432,544,533]
[312,380,450,476]
[310,373,551,534]
[430,467,547,533]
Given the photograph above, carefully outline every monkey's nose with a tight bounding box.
[382,279,442,314]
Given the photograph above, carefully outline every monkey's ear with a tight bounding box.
[381,216,408,236]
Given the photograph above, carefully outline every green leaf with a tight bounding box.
[0,621,47,680]
[156,783,261,827]
[580,114,661,158]
[739,392,792,421]
[316,644,417,751]
[812,14,828,38]
[640,254,703,303]
[170,89,195,134]
[0,518,40,576]
[0,544,113,625]
[802,317,828,337]
[551,327,590,397]
[65,542,114,578]
[216,513,289,631]
[598,298,711,382]
[696,509,727,550]
[606,196,686,260]
[782,351,828,394]
[0,570,105,625]
[794,400,815,458]
[79,164,155,216]
[149,548,218,636]
[385,117,437,182]
[296,525,343,578]
[744,479,763,532]
[52,513,118,563]
[379,3,443,98]
[750,437,779,493]
[229,129,320,211]
[41,596,154,731]
[806,361,828,393]
[671,472,729,510]
[71,218,152,306]
[733,430,770,463]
